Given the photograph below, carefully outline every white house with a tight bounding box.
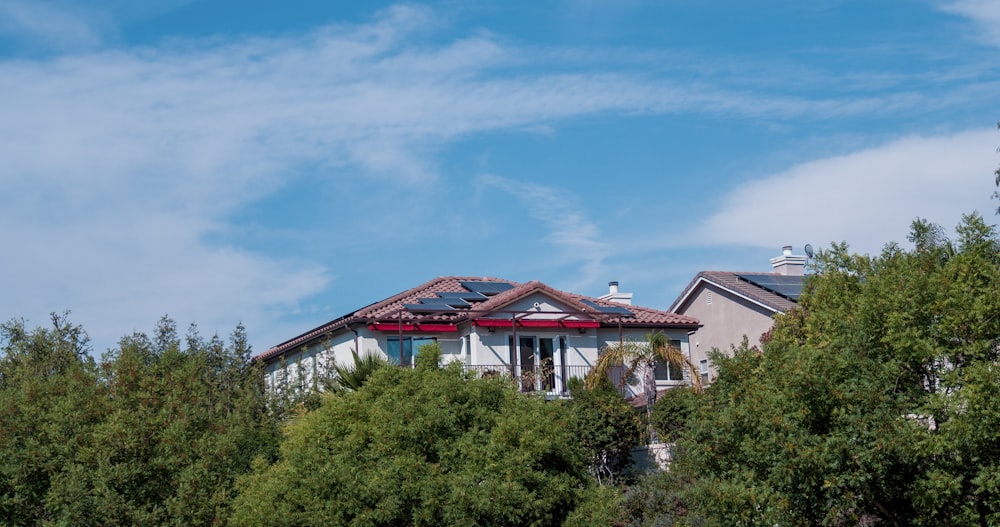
[255,276,702,398]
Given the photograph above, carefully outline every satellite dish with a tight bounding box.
[804,244,814,258]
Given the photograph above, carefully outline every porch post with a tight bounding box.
[511,316,518,382]
[398,315,404,366]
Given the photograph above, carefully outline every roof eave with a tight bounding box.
[673,275,785,315]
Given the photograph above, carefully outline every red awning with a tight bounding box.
[472,319,511,327]
[415,324,458,332]
[367,323,457,333]
[472,319,600,329]
[518,319,561,328]
[560,320,600,328]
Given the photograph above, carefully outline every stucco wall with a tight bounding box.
[679,283,776,381]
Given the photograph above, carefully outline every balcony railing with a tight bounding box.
[462,363,626,397]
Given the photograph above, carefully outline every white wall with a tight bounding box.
[263,297,695,399]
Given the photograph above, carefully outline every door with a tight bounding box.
[538,337,555,391]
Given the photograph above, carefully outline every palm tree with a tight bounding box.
[586,331,702,443]
[323,349,389,393]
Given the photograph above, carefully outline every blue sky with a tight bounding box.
[1,0,998,355]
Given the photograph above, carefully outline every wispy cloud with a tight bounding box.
[939,0,1000,48]
[0,0,200,52]
[0,0,107,50]
[694,128,998,255]
[477,175,609,290]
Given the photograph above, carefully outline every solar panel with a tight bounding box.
[436,291,489,302]
[460,281,515,296]
[416,297,471,308]
[480,314,514,321]
[737,274,804,301]
[581,299,633,316]
[403,303,455,313]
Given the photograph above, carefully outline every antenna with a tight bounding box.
[804,244,814,259]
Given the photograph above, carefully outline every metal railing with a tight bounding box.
[462,363,626,397]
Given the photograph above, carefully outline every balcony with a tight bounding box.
[462,362,627,397]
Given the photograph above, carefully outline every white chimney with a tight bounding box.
[770,245,807,276]
[599,281,633,305]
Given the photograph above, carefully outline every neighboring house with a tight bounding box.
[669,246,806,383]
[255,276,701,398]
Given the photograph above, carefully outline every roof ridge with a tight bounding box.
[701,270,783,275]
[356,276,519,317]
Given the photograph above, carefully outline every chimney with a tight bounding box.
[599,281,633,305]
[770,245,806,276]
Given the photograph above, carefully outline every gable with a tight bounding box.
[479,291,594,321]
[671,272,799,316]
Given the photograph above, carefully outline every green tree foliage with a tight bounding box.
[667,213,1000,526]
[649,386,698,444]
[0,315,279,526]
[587,331,701,443]
[232,361,607,527]
[566,377,641,486]
[0,313,105,525]
[620,470,704,527]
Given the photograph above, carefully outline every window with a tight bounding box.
[654,339,685,381]
[386,336,437,366]
[699,359,709,383]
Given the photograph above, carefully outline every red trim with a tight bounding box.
[368,323,456,333]
[415,324,458,333]
[472,319,600,329]
[561,320,600,328]
[472,319,512,327]
[368,323,417,331]
[518,320,560,328]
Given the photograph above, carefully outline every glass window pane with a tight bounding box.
[387,337,413,366]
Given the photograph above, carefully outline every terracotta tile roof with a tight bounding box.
[255,276,700,363]
[670,271,800,314]
[357,276,515,321]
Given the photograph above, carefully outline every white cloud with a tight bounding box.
[940,0,1000,48]
[0,0,201,51]
[695,128,999,255]
[1,213,330,354]
[0,0,107,50]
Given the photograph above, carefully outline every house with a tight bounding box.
[669,246,806,383]
[255,276,701,398]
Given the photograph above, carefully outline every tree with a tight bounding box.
[566,377,641,486]
[586,331,701,443]
[231,361,608,526]
[649,386,699,444]
[668,214,1000,526]
[620,470,705,527]
[84,318,280,525]
[0,315,280,526]
[0,313,106,525]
